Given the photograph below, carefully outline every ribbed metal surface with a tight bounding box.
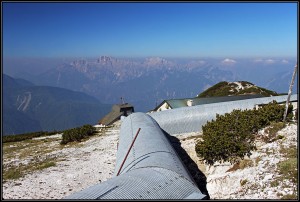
[166,94,264,109]
[150,94,298,135]
[66,95,297,199]
[65,112,207,199]
[65,167,206,199]
[114,112,191,179]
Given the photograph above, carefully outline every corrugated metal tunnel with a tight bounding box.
[65,94,297,199]
[150,94,298,135]
[65,112,207,199]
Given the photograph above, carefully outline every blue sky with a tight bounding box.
[2,2,298,58]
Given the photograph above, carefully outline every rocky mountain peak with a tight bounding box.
[97,56,112,63]
[71,59,88,67]
[144,57,172,66]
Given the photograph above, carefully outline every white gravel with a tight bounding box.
[2,121,297,199]
[2,123,120,199]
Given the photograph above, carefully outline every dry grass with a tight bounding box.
[255,156,262,166]
[181,134,202,141]
[2,132,103,180]
[240,179,248,186]
[226,159,254,172]
[262,122,286,143]
[239,159,254,169]
[2,134,84,181]
[3,157,57,181]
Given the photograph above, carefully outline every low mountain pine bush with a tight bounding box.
[195,101,293,165]
[60,124,95,145]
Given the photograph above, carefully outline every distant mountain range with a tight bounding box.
[3,74,111,136]
[197,81,279,98]
[7,56,238,111]
[3,56,297,112]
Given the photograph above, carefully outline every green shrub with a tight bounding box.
[196,109,257,165]
[3,130,60,143]
[60,125,95,145]
[195,101,292,165]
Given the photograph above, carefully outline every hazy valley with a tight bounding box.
[3,74,111,135]
[4,56,297,111]
[3,56,297,135]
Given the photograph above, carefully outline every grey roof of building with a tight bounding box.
[99,103,134,126]
[154,94,264,110]
[99,110,123,126]
[113,103,134,110]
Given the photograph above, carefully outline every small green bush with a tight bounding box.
[3,130,60,143]
[196,109,257,165]
[195,101,293,165]
[60,125,95,145]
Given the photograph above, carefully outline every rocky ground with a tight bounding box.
[2,122,120,199]
[2,121,298,199]
[177,123,298,199]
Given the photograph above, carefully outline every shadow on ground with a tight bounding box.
[164,131,210,200]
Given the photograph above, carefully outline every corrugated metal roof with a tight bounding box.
[65,167,206,199]
[114,113,192,179]
[65,112,207,199]
[154,94,264,110]
[66,95,297,199]
[150,94,298,135]
[168,94,264,108]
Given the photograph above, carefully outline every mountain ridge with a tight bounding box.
[197,81,279,98]
[3,74,112,136]
[4,56,297,112]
